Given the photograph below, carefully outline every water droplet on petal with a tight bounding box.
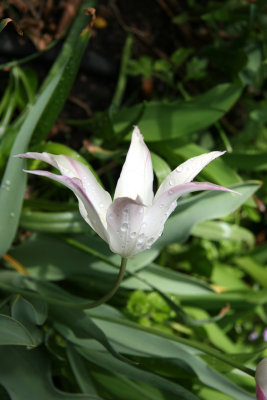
[176,165,183,173]
[109,213,114,220]
[147,237,154,245]
[159,204,164,209]
[137,233,145,243]
[141,223,146,229]
[168,189,173,195]
[121,222,128,232]
[136,243,143,249]
[138,208,144,214]
[169,179,174,186]
[130,232,137,239]
[99,203,104,209]
[123,208,129,214]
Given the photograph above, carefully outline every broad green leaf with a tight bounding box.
[191,221,254,247]
[88,307,254,400]
[0,346,101,399]
[11,296,46,345]
[113,83,242,141]
[0,314,36,346]
[7,233,157,281]
[67,345,100,396]
[51,307,130,364]
[122,263,213,295]
[92,371,167,400]
[0,72,63,258]
[75,345,200,400]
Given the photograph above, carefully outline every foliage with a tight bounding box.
[0,0,266,399]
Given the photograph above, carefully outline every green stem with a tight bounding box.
[84,257,128,309]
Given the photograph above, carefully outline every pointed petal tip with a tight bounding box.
[13,153,26,158]
[132,125,143,140]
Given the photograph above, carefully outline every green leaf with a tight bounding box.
[0,71,63,258]
[75,345,200,400]
[191,221,255,247]
[113,83,242,141]
[0,0,96,257]
[0,346,101,399]
[151,152,171,185]
[20,211,88,233]
[0,314,36,346]
[122,263,213,295]
[211,262,248,290]
[185,307,237,353]
[234,256,267,288]
[51,307,130,364]
[88,307,254,400]
[32,0,96,145]
[225,151,267,171]
[67,345,100,396]
[11,296,47,345]
[186,57,208,81]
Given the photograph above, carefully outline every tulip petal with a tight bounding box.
[155,151,225,200]
[23,169,109,242]
[256,386,266,400]
[256,358,267,400]
[132,182,237,255]
[114,126,154,206]
[106,197,145,257]
[16,152,112,227]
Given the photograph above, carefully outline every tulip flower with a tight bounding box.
[16,127,237,308]
[256,358,267,400]
[16,126,236,258]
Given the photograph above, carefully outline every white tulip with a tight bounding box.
[16,126,236,258]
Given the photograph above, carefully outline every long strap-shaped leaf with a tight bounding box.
[0,1,96,257]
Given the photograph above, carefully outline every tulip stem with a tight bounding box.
[84,257,128,309]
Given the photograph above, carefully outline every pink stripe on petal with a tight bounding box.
[23,169,108,242]
[257,385,267,400]
[132,182,238,256]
